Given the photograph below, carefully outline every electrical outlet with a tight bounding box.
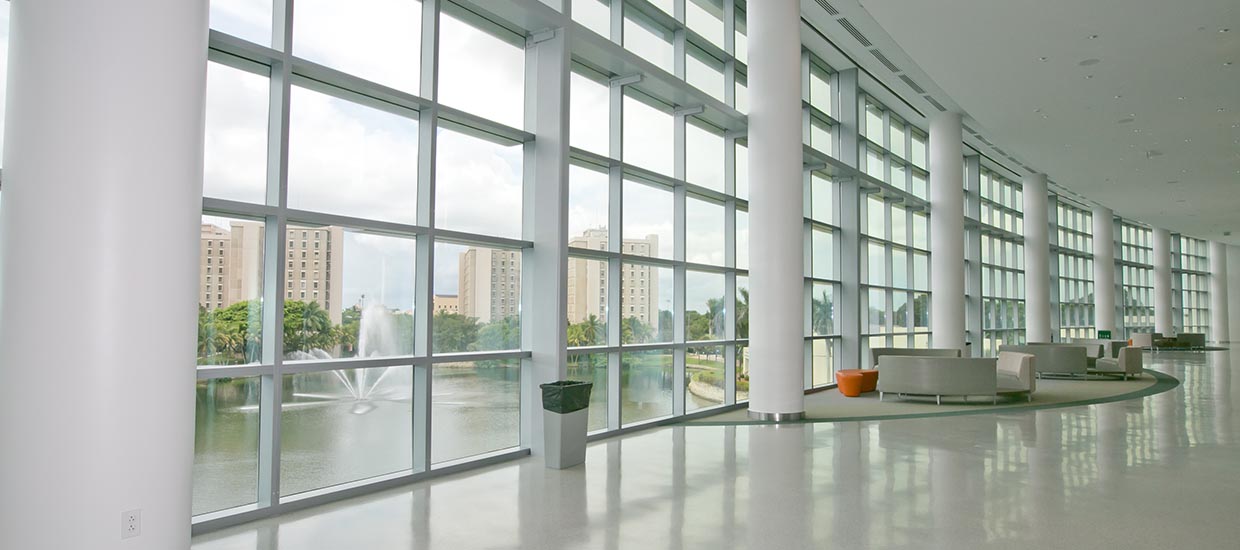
[122,509,141,539]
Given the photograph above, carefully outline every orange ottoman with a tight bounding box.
[836,371,864,397]
[836,369,880,397]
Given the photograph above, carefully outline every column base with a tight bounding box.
[748,410,806,421]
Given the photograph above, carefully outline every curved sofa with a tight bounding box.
[870,347,961,368]
[877,356,998,404]
[1092,346,1143,380]
[998,344,1088,377]
[876,352,1037,404]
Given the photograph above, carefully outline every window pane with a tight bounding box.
[736,275,749,339]
[435,127,523,238]
[210,0,273,47]
[280,366,413,495]
[811,174,833,224]
[567,257,608,346]
[735,344,749,401]
[687,0,725,49]
[623,94,674,175]
[913,252,929,291]
[433,243,521,353]
[432,359,521,463]
[567,353,609,432]
[892,248,908,288]
[812,228,834,280]
[686,271,725,341]
[735,142,749,200]
[891,206,908,246]
[811,282,833,336]
[864,101,884,147]
[283,228,415,360]
[868,242,887,286]
[868,288,888,332]
[624,12,673,73]
[893,291,909,329]
[570,71,610,156]
[204,63,270,204]
[867,196,885,238]
[686,197,725,265]
[736,209,749,270]
[569,164,610,241]
[686,121,725,191]
[812,339,833,386]
[294,0,421,94]
[287,86,419,224]
[890,120,906,158]
[194,377,261,516]
[809,66,831,116]
[623,180,674,259]
[912,212,929,249]
[621,263,673,344]
[687,345,726,412]
[572,0,611,38]
[438,14,524,128]
[911,132,927,169]
[198,216,265,366]
[686,47,726,102]
[622,350,673,424]
[914,292,930,329]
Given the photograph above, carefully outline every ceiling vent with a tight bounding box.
[977,136,993,146]
[923,95,947,112]
[1146,150,1164,159]
[993,147,1008,155]
[837,18,873,47]
[815,0,840,16]
[870,49,900,73]
[899,75,926,94]
[962,124,977,135]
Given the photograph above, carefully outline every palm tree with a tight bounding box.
[735,287,750,339]
[581,314,604,345]
[705,297,725,340]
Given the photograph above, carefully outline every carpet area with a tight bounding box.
[682,369,1179,426]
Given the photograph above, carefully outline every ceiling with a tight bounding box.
[854,0,1240,243]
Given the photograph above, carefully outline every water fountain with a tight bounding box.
[285,298,404,414]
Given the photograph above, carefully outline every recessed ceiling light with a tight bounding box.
[1217,108,1226,112]
[1177,96,1186,100]
[1226,62,1234,66]
[1185,138,1192,142]
[1114,95,1123,99]
[1221,28,1231,33]
[1034,108,1042,113]
[1117,117,1135,124]
[1039,56,1048,62]
[1085,74,1094,79]
[1079,58,1101,66]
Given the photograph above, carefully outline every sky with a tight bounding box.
[200,0,738,315]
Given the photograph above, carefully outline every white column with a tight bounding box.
[929,112,965,352]
[747,0,804,420]
[1092,206,1116,334]
[520,26,570,453]
[1209,242,1229,344]
[1153,228,1175,335]
[1022,173,1052,342]
[0,1,207,549]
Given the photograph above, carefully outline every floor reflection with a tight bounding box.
[193,350,1240,550]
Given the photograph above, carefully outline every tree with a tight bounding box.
[812,289,834,335]
[622,316,653,344]
[283,300,336,353]
[476,315,520,352]
[432,311,479,353]
[736,287,749,339]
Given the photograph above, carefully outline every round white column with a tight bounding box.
[746,0,804,420]
[1209,242,1229,344]
[1092,206,1116,334]
[929,112,965,352]
[0,1,207,549]
[1022,174,1052,342]
[1153,228,1175,335]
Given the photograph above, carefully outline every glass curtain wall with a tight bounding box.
[1120,222,1154,337]
[196,0,543,517]
[1176,236,1210,336]
[861,96,929,200]
[801,51,840,386]
[1055,201,1094,339]
[567,0,748,426]
[979,169,1025,354]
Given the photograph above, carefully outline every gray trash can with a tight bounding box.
[540,380,593,469]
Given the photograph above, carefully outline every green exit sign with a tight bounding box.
[1098,330,1112,340]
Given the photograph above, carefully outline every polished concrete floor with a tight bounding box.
[193,351,1240,549]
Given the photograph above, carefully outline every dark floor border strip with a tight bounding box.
[678,369,1181,427]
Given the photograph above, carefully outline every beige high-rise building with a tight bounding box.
[459,248,521,323]
[567,228,660,326]
[199,224,234,311]
[433,294,460,315]
[197,222,343,324]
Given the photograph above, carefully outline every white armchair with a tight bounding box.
[996,351,1036,401]
[1094,346,1143,380]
